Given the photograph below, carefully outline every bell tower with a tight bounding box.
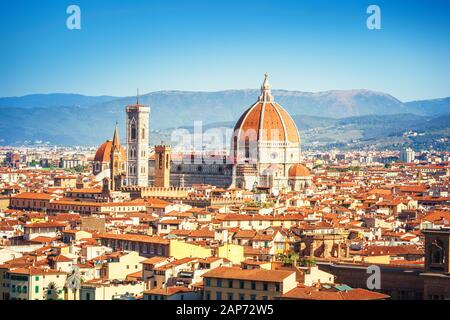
[423,229,450,273]
[126,91,150,187]
[154,145,171,188]
[110,125,125,191]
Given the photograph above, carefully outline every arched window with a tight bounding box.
[431,239,445,264]
[166,154,169,169]
[158,154,163,169]
[245,137,250,158]
[131,124,137,140]
[142,128,145,139]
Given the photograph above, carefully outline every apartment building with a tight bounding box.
[1,267,67,300]
[202,267,297,300]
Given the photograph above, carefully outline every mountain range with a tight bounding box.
[0,89,449,149]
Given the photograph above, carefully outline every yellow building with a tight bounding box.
[202,267,297,300]
[217,243,244,265]
[1,267,68,300]
[80,280,144,300]
[99,251,146,280]
[169,239,212,259]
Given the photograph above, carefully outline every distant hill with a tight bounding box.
[404,97,450,116]
[0,89,449,147]
[0,93,118,109]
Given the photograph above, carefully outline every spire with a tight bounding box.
[136,88,140,104]
[112,122,120,148]
[258,72,274,102]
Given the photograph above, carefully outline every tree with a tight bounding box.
[299,257,317,267]
[282,251,299,266]
[44,282,60,300]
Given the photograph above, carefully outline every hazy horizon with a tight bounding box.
[1,0,450,101]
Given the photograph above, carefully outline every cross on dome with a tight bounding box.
[259,72,274,102]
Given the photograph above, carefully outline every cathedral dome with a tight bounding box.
[288,163,310,177]
[94,140,126,163]
[232,74,300,144]
[94,140,113,162]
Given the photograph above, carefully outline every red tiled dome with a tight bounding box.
[94,140,112,162]
[288,164,310,177]
[94,140,126,162]
[232,74,300,145]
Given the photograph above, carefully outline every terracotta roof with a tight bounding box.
[282,285,389,300]
[94,140,126,163]
[289,164,311,177]
[202,266,294,282]
[144,286,193,296]
[141,256,170,265]
[232,82,300,146]
[9,267,67,276]
[24,222,66,228]
[98,233,170,245]
[12,192,54,200]
[53,255,73,263]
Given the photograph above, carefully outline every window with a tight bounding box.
[131,124,137,140]
[275,284,280,292]
[205,279,211,287]
[228,280,233,288]
[17,286,21,293]
[430,239,445,264]
[205,291,210,300]
[216,279,222,288]
[239,281,244,289]
[262,296,268,300]
[227,293,233,300]
[239,294,245,300]
[159,154,163,169]
[23,286,27,293]
[216,292,222,300]
[245,137,250,158]
[263,283,268,291]
[250,294,257,300]
[86,292,91,300]
[35,276,39,281]
[251,281,256,290]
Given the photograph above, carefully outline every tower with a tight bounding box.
[126,93,150,187]
[110,125,125,191]
[154,145,171,188]
[230,74,301,191]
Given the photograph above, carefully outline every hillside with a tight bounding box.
[0,89,449,148]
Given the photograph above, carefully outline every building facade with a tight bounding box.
[126,98,150,187]
[154,145,171,188]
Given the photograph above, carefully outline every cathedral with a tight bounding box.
[230,73,312,192]
[92,125,126,191]
[93,74,312,194]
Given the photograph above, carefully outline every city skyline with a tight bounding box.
[1,0,450,101]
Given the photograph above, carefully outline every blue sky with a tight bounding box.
[0,0,449,101]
